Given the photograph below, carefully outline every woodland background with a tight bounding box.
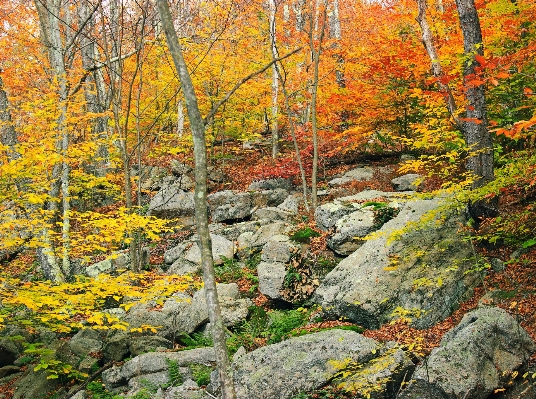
[0,0,536,397]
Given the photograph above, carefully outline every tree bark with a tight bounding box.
[269,0,280,159]
[156,1,236,398]
[455,0,497,220]
[416,0,458,121]
[0,76,19,161]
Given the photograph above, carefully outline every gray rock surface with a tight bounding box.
[184,234,235,265]
[261,235,299,264]
[328,166,375,186]
[252,207,293,222]
[164,243,189,265]
[171,161,193,176]
[337,342,414,399]
[327,207,377,255]
[0,338,21,367]
[399,307,536,399]
[236,221,291,258]
[207,190,254,223]
[314,198,481,329]
[148,185,195,219]
[391,174,422,191]
[167,258,201,276]
[248,178,293,191]
[315,190,404,231]
[257,261,287,299]
[232,329,380,399]
[102,347,216,391]
[277,194,301,214]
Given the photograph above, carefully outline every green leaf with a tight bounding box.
[522,238,536,248]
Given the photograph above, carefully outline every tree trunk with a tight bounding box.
[35,0,72,281]
[156,2,236,398]
[269,0,279,159]
[0,76,19,161]
[416,0,458,120]
[455,0,497,219]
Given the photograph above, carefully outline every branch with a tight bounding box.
[68,49,139,97]
[63,1,101,57]
[203,47,302,126]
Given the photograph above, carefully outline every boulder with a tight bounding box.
[208,190,254,223]
[102,347,216,391]
[85,249,149,277]
[248,177,294,191]
[236,221,291,258]
[314,198,481,329]
[277,194,301,214]
[167,258,201,276]
[336,342,414,399]
[327,207,376,256]
[257,262,287,299]
[148,185,195,219]
[315,190,404,231]
[164,243,190,265]
[129,336,173,356]
[184,234,235,266]
[124,283,250,340]
[252,207,293,222]
[232,329,380,399]
[391,174,422,191]
[398,307,536,399]
[0,338,21,367]
[171,161,193,176]
[328,166,375,186]
[261,235,299,264]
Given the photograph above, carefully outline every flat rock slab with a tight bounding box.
[314,198,481,329]
[232,329,380,399]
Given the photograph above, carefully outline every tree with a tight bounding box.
[415,0,497,220]
[156,1,237,397]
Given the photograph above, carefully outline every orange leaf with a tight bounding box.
[490,78,499,86]
[496,72,509,79]
[524,87,533,95]
[468,79,486,86]
[474,54,486,67]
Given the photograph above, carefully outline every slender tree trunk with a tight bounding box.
[156,2,236,398]
[0,76,19,161]
[269,0,279,159]
[309,5,326,209]
[416,0,458,120]
[35,0,72,281]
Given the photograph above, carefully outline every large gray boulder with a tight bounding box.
[327,207,377,255]
[231,329,380,399]
[398,307,536,399]
[314,198,481,329]
[236,221,291,259]
[315,190,404,231]
[102,347,216,391]
[328,166,375,186]
[184,233,235,266]
[391,174,422,192]
[257,261,287,299]
[248,177,293,191]
[208,190,254,222]
[124,284,250,340]
[148,185,195,219]
[208,189,288,223]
